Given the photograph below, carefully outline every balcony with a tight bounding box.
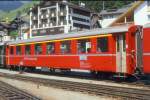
[49,23,56,27]
[32,15,38,20]
[58,20,67,25]
[147,6,150,12]
[40,14,48,19]
[31,25,38,29]
[113,22,134,26]
[58,11,67,16]
[50,12,56,17]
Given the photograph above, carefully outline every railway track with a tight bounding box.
[0,80,41,100]
[0,73,150,100]
[21,69,150,87]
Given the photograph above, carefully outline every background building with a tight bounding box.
[99,3,133,28]
[134,1,150,25]
[30,1,92,38]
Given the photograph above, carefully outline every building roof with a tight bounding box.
[100,3,134,15]
[8,25,131,45]
[0,22,10,30]
[109,1,144,26]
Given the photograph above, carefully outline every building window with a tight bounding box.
[25,45,31,55]
[78,39,91,53]
[60,41,71,54]
[148,1,150,6]
[35,44,42,55]
[148,15,150,20]
[10,46,14,55]
[72,17,89,23]
[97,37,108,52]
[47,42,55,54]
[16,46,21,55]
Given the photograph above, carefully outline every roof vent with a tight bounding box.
[79,2,85,7]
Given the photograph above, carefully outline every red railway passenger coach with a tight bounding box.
[143,24,150,75]
[5,25,142,77]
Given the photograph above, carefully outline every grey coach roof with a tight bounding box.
[8,25,130,45]
[143,23,150,28]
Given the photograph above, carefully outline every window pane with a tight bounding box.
[35,44,42,55]
[123,34,126,52]
[0,46,3,54]
[10,46,14,55]
[16,46,21,55]
[117,36,120,52]
[97,37,108,52]
[47,42,55,54]
[78,39,91,53]
[25,45,31,55]
[60,41,71,54]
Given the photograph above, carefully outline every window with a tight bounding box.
[148,15,150,21]
[78,39,91,53]
[148,1,150,6]
[16,46,21,55]
[35,44,42,55]
[0,46,3,55]
[60,41,71,54]
[47,42,55,54]
[97,37,108,52]
[116,36,120,52]
[123,34,126,52]
[25,45,31,55]
[10,46,14,55]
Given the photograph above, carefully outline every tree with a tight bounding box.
[69,0,134,12]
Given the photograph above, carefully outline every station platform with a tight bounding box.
[0,68,147,89]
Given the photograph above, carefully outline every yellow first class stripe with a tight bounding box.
[10,34,112,46]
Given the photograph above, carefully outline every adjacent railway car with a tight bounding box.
[5,25,141,77]
[143,24,150,75]
[0,42,6,67]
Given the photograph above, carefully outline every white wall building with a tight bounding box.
[134,1,150,25]
[99,3,133,28]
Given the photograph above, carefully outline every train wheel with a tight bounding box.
[49,68,55,73]
[61,69,71,74]
[90,71,98,78]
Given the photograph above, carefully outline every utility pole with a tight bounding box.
[103,1,105,10]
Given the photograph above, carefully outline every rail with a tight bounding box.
[0,80,41,100]
[0,73,150,100]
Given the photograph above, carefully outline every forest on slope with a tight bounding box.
[70,0,134,12]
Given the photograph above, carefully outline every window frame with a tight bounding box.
[60,40,71,54]
[97,37,109,53]
[46,42,55,54]
[10,46,14,55]
[16,46,21,55]
[25,45,31,55]
[35,43,42,55]
[77,39,91,54]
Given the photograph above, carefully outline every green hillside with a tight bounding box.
[70,1,134,12]
[0,1,39,22]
